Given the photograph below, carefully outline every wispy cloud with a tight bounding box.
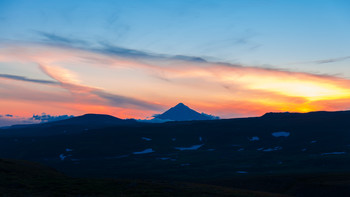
[93,90,163,111]
[0,73,58,84]
[97,43,208,63]
[0,113,74,127]
[30,113,74,123]
[314,56,350,64]
[38,32,88,46]
[1,35,350,119]
[38,32,207,63]
[38,64,164,111]
[286,56,350,65]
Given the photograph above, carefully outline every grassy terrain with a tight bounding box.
[0,158,288,197]
[2,158,350,196]
[204,173,350,197]
[2,111,350,196]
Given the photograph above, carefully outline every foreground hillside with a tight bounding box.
[2,158,350,196]
[0,158,287,197]
[2,110,350,196]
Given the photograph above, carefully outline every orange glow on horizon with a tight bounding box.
[1,43,350,120]
[247,79,350,102]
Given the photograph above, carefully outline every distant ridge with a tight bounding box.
[154,103,219,121]
[3,114,138,136]
[261,110,350,119]
[44,113,135,126]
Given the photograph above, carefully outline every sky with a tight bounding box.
[0,0,350,125]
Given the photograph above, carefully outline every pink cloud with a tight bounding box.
[1,42,350,119]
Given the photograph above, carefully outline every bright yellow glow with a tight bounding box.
[249,80,350,101]
[221,72,350,102]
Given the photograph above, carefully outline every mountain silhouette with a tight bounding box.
[50,113,136,126]
[3,114,138,136]
[153,103,218,121]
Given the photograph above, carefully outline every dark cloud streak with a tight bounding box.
[38,32,88,46]
[314,56,350,64]
[96,42,208,62]
[92,90,164,111]
[0,74,59,84]
[286,56,350,65]
[38,64,164,111]
[36,32,342,81]
[38,32,207,63]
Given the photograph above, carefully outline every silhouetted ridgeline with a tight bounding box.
[262,110,350,119]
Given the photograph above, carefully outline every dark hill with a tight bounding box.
[0,114,138,136]
[262,110,350,120]
[154,103,218,121]
[47,113,137,126]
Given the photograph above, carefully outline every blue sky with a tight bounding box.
[1,0,350,124]
[1,0,349,76]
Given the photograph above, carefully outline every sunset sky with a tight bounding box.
[1,0,350,125]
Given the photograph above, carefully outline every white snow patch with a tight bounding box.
[137,118,171,123]
[172,138,176,141]
[158,157,171,160]
[66,148,73,152]
[311,140,317,143]
[175,144,203,151]
[59,154,66,161]
[262,146,282,152]
[257,148,264,151]
[272,131,290,137]
[141,137,152,141]
[321,152,346,155]
[133,148,154,154]
[199,136,202,142]
[249,136,260,141]
[236,171,248,174]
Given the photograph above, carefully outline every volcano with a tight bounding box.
[153,103,218,121]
